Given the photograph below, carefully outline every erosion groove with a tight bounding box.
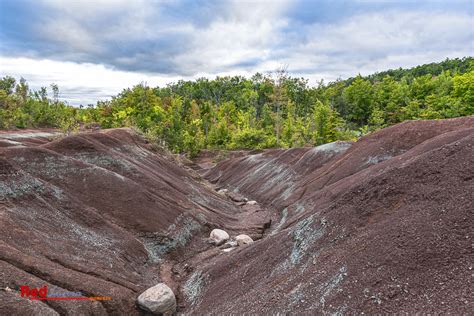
[1,117,473,314]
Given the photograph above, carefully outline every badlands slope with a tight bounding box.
[0,117,472,314]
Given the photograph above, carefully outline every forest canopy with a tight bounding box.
[1,57,473,156]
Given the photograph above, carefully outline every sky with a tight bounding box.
[0,0,473,105]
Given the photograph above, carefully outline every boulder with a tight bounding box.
[235,234,254,246]
[246,200,258,205]
[210,229,230,246]
[137,283,176,315]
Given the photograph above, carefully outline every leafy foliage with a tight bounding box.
[1,57,473,157]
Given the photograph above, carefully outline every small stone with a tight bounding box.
[217,189,228,195]
[246,200,258,205]
[210,229,230,246]
[227,191,246,202]
[137,283,176,315]
[221,239,238,249]
[235,234,254,246]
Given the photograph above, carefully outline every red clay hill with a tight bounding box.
[1,117,473,314]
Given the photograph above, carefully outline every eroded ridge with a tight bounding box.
[1,116,473,314]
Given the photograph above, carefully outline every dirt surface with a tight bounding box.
[200,116,473,314]
[0,128,270,314]
[0,128,63,147]
[1,117,473,314]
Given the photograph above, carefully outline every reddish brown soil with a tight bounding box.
[1,117,473,314]
[198,116,473,314]
[0,128,269,314]
[0,129,62,147]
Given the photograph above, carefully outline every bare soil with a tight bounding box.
[1,117,473,314]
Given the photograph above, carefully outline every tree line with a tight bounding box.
[1,57,472,156]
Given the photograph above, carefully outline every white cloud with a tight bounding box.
[41,0,145,17]
[0,55,265,105]
[37,0,158,53]
[312,11,473,54]
[274,10,474,81]
[172,0,292,74]
[0,56,184,105]
[40,18,101,54]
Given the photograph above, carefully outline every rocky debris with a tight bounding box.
[227,191,247,202]
[215,187,255,211]
[219,235,254,251]
[242,203,263,213]
[221,239,238,249]
[209,229,230,246]
[137,283,177,315]
[217,188,228,195]
[235,234,254,246]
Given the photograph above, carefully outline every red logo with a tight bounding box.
[20,285,48,299]
[19,285,111,301]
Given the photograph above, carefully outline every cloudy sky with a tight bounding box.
[1,0,473,105]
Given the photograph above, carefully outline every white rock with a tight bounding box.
[235,234,254,246]
[210,229,230,246]
[137,283,176,315]
[217,189,228,195]
[246,200,258,205]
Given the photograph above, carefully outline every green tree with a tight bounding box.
[343,76,374,125]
